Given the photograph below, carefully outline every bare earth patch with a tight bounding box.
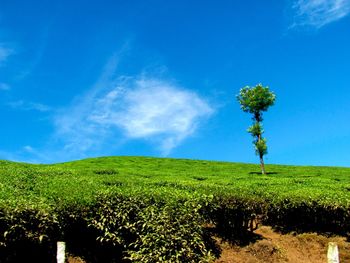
[215,226,350,263]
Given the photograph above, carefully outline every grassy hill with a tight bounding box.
[1,156,349,208]
[0,156,349,262]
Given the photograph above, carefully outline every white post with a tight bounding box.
[327,242,339,263]
[56,241,66,263]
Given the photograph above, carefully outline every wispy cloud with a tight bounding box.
[0,146,50,163]
[8,100,52,112]
[2,44,213,163]
[55,75,214,156]
[0,44,13,64]
[0,83,10,91]
[15,24,52,80]
[22,145,52,163]
[291,0,350,28]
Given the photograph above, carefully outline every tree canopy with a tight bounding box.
[237,84,276,122]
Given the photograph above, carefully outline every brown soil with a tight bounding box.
[67,226,350,263]
[67,256,85,263]
[215,226,350,263]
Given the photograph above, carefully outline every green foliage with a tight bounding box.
[87,194,215,262]
[247,122,264,137]
[255,138,268,157]
[236,84,276,122]
[129,199,213,262]
[0,156,350,261]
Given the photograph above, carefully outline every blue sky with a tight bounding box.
[0,0,350,166]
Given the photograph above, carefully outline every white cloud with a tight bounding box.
[291,0,350,28]
[0,45,13,64]
[55,76,214,155]
[8,100,52,112]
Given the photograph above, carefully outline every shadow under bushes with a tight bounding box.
[201,195,267,247]
[0,204,128,263]
[264,200,350,237]
[1,193,350,262]
[0,241,56,263]
[63,217,127,263]
[0,208,60,263]
[249,172,278,175]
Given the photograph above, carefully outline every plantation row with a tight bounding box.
[0,157,349,262]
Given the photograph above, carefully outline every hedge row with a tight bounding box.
[1,190,349,262]
[0,194,216,262]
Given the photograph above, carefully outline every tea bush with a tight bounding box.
[89,194,215,262]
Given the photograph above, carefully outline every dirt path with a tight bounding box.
[215,226,350,263]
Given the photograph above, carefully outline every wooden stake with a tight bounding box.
[57,241,66,263]
[327,242,339,263]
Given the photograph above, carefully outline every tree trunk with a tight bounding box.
[257,133,266,175]
[259,154,266,175]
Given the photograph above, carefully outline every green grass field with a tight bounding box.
[1,156,349,209]
[1,156,349,262]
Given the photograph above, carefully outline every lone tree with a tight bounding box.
[236,84,276,174]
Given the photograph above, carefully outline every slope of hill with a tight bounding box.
[1,156,349,209]
[0,156,349,262]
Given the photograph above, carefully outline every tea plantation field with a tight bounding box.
[0,156,349,262]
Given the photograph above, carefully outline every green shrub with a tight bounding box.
[89,194,215,262]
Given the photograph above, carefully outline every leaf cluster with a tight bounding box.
[247,122,264,137]
[254,138,268,157]
[237,84,275,122]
